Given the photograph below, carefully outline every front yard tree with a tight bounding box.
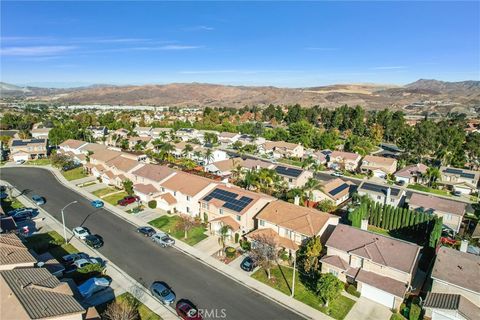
[250,232,278,279]
[429,216,443,248]
[176,213,198,239]
[218,225,233,251]
[316,199,336,213]
[297,236,322,291]
[103,299,139,320]
[317,273,343,307]
[122,179,134,196]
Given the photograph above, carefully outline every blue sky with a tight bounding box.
[1,1,479,87]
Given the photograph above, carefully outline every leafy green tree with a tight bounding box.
[297,236,322,292]
[122,179,134,196]
[409,303,421,320]
[317,273,344,307]
[288,120,314,147]
[429,216,443,248]
[317,199,336,213]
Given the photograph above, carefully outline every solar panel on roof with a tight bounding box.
[201,188,254,213]
[360,183,400,196]
[443,168,475,179]
[11,139,45,147]
[275,166,303,178]
[329,183,349,196]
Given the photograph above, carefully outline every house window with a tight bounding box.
[377,195,381,200]
[289,178,293,183]
[259,220,265,226]
[186,195,191,201]
[174,191,177,196]
[391,198,395,203]
[161,187,165,192]
[219,208,224,215]
[186,207,190,213]
[329,269,339,277]
[236,215,241,221]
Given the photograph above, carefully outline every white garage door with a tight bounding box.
[432,310,456,320]
[360,283,395,308]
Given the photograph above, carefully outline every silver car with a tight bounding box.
[150,282,176,305]
[151,232,175,247]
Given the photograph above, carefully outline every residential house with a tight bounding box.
[424,246,480,319]
[9,139,48,162]
[160,172,218,216]
[440,166,480,195]
[205,157,244,178]
[0,268,85,320]
[312,178,355,205]
[131,164,177,208]
[30,128,51,139]
[200,184,274,237]
[249,200,339,254]
[394,164,428,185]
[261,141,304,159]
[176,128,201,142]
[320,224,421,309]
[151,127,171,139]
[327,151,362,172]
[172,141,200,158]
[357,182,405,207]
[107,128,129,146]
[128,136,152,150]
[218,132,241,145]
[360,155,398,179]
[274,165,313,189]
[241,158,275,171]
[312,150,331,165]
[134,126,153,137]
[407,193,467,233]
[58,139,88,155]
[0,234,37,270]
[102,154,143,187]
[87,126,107,139]
[195,148,229,165]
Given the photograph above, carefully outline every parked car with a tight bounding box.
[150,282,176,305]
[73,227,90,240]
[0,192,7,200]
[117,196,139,206]
[85,234,104,249]
[240,256,255,272]
[176,300,202,320]
[31,195,46,205]
[61,252,90,265]
[152,232,175,247]
[137,226,156,237]
[440,236,457,246]
[453,190,462,197]
[11,210,35,222]
[395,180,406,186]
[91,200,104,208]
[78,277,110,298]
[74,258,103,269]
[7,207,38,216]
[331,171,342,177]
[15,159,25,165]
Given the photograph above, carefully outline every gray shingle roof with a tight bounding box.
[0,234,37,266]
[1,268,85,319]
[424,292,480,320]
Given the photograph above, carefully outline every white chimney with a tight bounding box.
[460,240,469,253]
[361,219,369,231]
[294,196,300,206]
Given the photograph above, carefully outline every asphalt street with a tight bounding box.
[1,167,303,320]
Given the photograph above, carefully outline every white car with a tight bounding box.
[151,232,175,247]
[74,258,103,269]
[73,227,90,240]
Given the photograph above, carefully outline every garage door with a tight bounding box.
[431,310,456,320]
[360,283,395,308]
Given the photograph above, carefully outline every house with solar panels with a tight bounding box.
[439,166,480,195]
[199,184,274,236]
[311,178,355,205]
[274,165,313,189]
[357,182,406,207]
[8,138,48,163]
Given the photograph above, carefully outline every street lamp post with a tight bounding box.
[61,201,78,243]
[291,255,296,297]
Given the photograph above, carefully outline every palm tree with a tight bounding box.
[193,150,203,162]
[218,225,233,252]
[302,155,316,170]
[303,177,320,202]
[424,167,441,187]
[231,164,244,182]
[159,131,168,142]
[204,148,215,165]
[159,142,175,161]
[182,144,194,158]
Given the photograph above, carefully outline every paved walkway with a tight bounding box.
[13,165,331,320]
[194,233,222,256]
[83,182,107,193]
[344,297,391,320]
[70,176,97,186]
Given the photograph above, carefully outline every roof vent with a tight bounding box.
[458,265,463,271]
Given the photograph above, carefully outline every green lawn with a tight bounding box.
[407,184,452,197]
[278,158,303,167]
[341,171,367,179]
[24,231,79,261]
[97,292,161,320]
[27,158,51,165]
[149,215,208,246]
[0,197,24,213]
[103,191,129,205]
[62,167,88,181]
[368,225,391,237]
[92,187,119,197]
[252,265,355,320]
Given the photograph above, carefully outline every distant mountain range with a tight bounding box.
[1,79,479,114]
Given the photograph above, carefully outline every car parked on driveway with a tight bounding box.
[31,195,46,205]
[11,210,35,222]
[176,300,202,320]
[7,208,38,216]
[137,226,156,237]
[152,232,175,247]
[61,252,90,265]
[73,227,90,239]
[85,234,104,249]
[117,196,139,206]
[240,256,255,272]
[74,258,103,269]
[150,282,176,305]
[91,200,104,208]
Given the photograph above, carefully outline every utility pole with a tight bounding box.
[61,201,78,243]
[291,256,296,297]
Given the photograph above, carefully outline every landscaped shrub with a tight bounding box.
[346,284,361,297]
[234,233,240,243]
[240,240,251,251]
[279,249,289,261]
[409,304,421,320]
[148,200,157,209]
[225,246,236,258]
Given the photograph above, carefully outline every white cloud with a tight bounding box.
[0,45,76,56]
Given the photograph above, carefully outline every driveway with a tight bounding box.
[345,297,392,320]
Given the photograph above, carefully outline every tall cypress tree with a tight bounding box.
[393,208,400,230]
[405,209,412,228]
[409,210,417,227]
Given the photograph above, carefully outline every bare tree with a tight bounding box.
[103,299,139,320]
[176,213,198,239]
[249,232,278,279]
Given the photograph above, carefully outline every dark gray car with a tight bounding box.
[150,282,176,304]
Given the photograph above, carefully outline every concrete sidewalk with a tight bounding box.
[2,179,179,320]
[13,165,331,320]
